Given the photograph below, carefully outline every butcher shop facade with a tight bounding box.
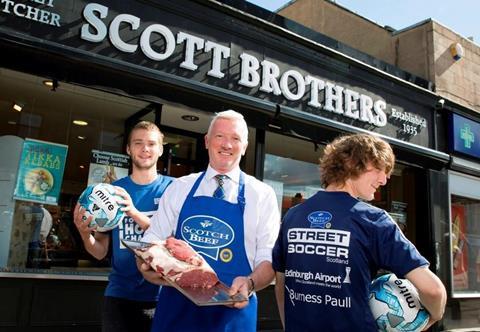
[0,0,475,330]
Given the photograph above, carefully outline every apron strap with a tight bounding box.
[186,171,206,201]
[238,172,246,214]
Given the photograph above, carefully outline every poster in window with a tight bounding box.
[87,150,129,186]
[13,138,68,205]
[390,201,407,233]
[451,204,468,290]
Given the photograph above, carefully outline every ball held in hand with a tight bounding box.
[78,183,125,232]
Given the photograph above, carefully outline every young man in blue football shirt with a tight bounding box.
[272,133,446,331]
[73,121,173,332]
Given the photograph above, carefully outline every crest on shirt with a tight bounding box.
[307,211,332,229]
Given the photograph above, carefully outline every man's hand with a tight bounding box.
[73,203,109,260]
[227,276,250,309]
[114,187,139,218]
[114,186,151,230]
[73,203,97,240]
[136,257,171,286]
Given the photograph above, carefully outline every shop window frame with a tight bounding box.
[448,170,480,298]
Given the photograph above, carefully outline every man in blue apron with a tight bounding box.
[141,110,280,331]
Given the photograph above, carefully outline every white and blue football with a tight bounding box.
[369,273,430,332]
[78,183,125,232]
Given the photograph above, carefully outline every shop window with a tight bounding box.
[263,131,323,218]
[0,69,144,276]
[0,68,209,277]
[263,130,420,237]
[449,172,480,297]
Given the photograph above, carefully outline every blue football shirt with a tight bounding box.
[272,191,428,331]
[105,175,173,301]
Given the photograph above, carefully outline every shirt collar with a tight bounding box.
[206,165,240,184]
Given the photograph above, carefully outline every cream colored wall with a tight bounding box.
[279,0,395,66]
[394,23,433,81]
[431,22,480,111]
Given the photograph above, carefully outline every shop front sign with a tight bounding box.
[0,0,60,27]
[0,0,434,148]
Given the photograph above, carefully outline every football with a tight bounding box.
[78,183,125,232]
[369,273,430,332]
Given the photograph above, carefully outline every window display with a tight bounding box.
[449,171,480,297]
[0,68,149,276]
[451,195,480,295]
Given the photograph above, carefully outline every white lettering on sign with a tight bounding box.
[204,40,231,78]
[1,0,60,26]
[80,3,107,42]
[238,53,260,87]
[110,14,140,53]
[77,3,427,130]
[177,31,205,71]
[391,108,427,136]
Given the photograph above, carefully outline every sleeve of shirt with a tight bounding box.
[373,212,429,278]
[253,184,281,267]
[143,179,183,242]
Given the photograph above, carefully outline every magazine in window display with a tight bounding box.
[451,204,469,290]
[13,139,68,205]
[87,149,129,186]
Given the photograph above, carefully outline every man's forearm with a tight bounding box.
[249,261,275,291]
[129,209,150,230]
[81,233,108,260]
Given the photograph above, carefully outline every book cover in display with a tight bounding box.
[13,138,68,205]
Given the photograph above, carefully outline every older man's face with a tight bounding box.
[204,118,248,173]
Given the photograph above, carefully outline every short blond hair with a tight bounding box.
[127,121,164,145]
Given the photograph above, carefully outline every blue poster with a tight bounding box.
[13,138,68,205]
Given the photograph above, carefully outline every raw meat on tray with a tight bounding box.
[137,236,219,288]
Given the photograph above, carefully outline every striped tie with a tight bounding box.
[213,174,228,200]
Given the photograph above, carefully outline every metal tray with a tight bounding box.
[121,239,247,306]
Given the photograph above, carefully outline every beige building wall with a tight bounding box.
[278,0,480,113]
[278,0,395,64]
[431,22,480,110]
[393,21,433,81]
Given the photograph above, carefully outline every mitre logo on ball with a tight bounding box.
[78,183,125,232]
[369,273,429,332]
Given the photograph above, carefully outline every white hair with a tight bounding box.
[207,110,249,143]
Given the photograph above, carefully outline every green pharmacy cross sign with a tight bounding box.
[450,114,480,159]
[460,124,474,149]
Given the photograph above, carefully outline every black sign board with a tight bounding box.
[0,0,435,149]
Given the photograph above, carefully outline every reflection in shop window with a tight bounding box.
[263,153,322,218]
[451,195,480,295]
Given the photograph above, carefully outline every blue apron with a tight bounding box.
[151,171,257,332]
